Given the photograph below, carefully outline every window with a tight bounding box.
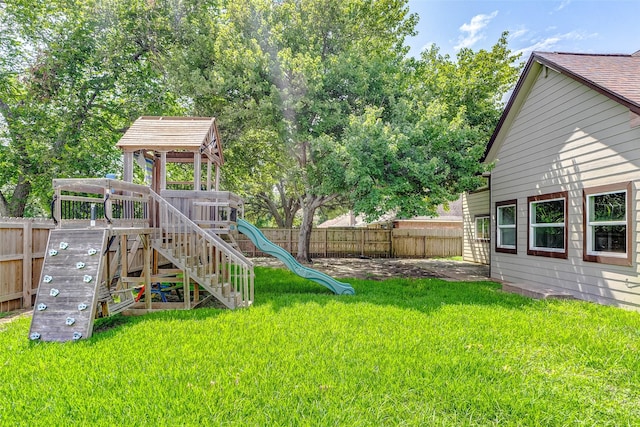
[583,182,631,266]
[527,192,568,258]
[475,216,490,241]
[496,200,517,253]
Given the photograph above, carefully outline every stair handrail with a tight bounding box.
[149,189,253,268]
[149,189,254,308]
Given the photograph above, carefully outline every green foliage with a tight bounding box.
[0,0,182,216]
[1,0,522,262]
[533,199,565,224]
[592,192,626,222]
[1,268,639,425]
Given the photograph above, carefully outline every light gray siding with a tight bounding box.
[462,190,490,264]
[490,67,640,310]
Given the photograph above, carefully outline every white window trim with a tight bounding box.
[585,189,627,259]
[527,192,569,258]
[475,216,490,241]
[496,204,516,249]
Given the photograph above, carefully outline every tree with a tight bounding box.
[167,0,418,261]
[0,0,181,217]
[167,1,521,262]
[343,33,522,221]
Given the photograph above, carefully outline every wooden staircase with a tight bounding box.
[149,190,254,309]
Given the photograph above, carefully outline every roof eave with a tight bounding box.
[482,54,541,163]
[534,55,640,116]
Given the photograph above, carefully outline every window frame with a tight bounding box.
[495,200,517,254]
[527,191,568,259]
[583,182,632,266]
[474,215,490,241]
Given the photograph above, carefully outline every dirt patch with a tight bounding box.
[252,257,490,281]
[0,309,32,327]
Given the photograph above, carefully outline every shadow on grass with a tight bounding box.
[87,267,535,340]
[89,305,229,342]
[254,266,537,314]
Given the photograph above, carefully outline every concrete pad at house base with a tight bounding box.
[501,283,575,300]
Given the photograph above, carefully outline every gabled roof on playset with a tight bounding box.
[116,116,224,165]
[483,50,640,162]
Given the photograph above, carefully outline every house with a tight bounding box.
[462,185,490,265]
[463,50,640,310]
[319,198,463,230]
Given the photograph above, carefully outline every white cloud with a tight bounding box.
[508,27,528,40]
[454,10,499,50]
[514,30,598,58]
[554,0,572,12]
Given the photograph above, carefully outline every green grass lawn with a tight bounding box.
[1,267,639,426]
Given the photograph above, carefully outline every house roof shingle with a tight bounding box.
[534,51,640,111]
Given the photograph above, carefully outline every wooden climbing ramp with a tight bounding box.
[29,229,108,342]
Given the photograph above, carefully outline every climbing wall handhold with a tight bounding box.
[30,332,41,340]
[83,275,93,283]
[65,317,76,326]
[78,303,88,311]
[49,249,58,256]
[49,288,60,297]
[59,242,69,250]
[87,248,97,256]
[37,303,47,311]
[76,261,85,269]
[72,332,82,340]
[43,275,53,283]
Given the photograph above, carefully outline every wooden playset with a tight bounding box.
[28,116,353,342]
[29,117,254,342]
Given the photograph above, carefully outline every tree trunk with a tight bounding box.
[295,193,338,263]
[0,191,8,217]
[7,177,31,217]
[296,202,317,263]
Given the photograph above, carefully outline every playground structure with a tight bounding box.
[29,116,353,342]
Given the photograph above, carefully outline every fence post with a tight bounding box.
[289,228,293,255]
[423,235,427,258]
[22,222,33,309]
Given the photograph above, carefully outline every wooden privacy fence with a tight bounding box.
[1,220,461,312]
[235,227,462,259]
[0,220,54,312]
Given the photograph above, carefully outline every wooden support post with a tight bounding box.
[159,151,167,191]
[194,152,201,191]
[142,234,152,311]
[124,151,134,182]
[53,186,62,227]
[22,222,32,309]
[184,269,191,310]
[120,234,128,286]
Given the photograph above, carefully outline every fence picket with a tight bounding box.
[1,220,461,312]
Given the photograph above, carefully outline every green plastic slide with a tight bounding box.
[236,219,355,295]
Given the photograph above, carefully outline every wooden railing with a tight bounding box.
[149,190,254,308]
[52,178,151,228]
[49,178,253,309]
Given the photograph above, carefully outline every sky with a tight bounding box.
[406,0,640,60]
